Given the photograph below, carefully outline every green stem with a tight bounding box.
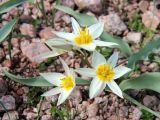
[51,0,60,27]
[83,50,92,67]
[8,32,12,61]
[123,92,160,118]
[40,0,48,25]
[74,49,92,67]
[36,97,44,120]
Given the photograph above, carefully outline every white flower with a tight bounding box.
[54,17,118,51]
[40,58,75,106]
[75,51,131,99]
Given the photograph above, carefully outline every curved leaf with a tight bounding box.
[0,0,33,14]
[120,72,160,93]
[3,70,53,87]
[127,37,160,68]
[3,70,90,86]
[54,5,132,56]
[0,19,17,43]
[123,93,160,118]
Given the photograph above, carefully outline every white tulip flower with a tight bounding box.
[54,17,118,51]
[40,58,75,106]
[75,51,131,99]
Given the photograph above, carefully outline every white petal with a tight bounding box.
[113,66,131,80]
[75,68,96,77]
[55,32,75,41]
[57,90,72,106]
[69,68,76,80]
[59,57,70,76]
[107,52,119,68]
[94,40,118,48]
[80,43,96,51]
[88,22,104,39]
[92,51,106,68]
[71,17,80,34]
[107,81,123,98]
[41,87,62,96]
[40,72,64,86]
[89,77,106,99]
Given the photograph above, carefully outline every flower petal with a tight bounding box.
[89,77,106,99]
[59,57,70,76]
[88,22,104,39]
[41,87,62,96]
[75,68,96,77]
[40,72,64,86]
[80,43,96,51]
[92,51,106,68]
[57,90,72,106]
[113,66,131,80]
[107,81,123,98]
[54,32,75,41]
[107,52,119,68]
[94,40,118,48]
[71,17,80,34]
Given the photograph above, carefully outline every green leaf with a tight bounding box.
[45,38,73,51]
[1,19,16,40]
[127,37,160,68]
[123,93,160,118]
[0,0,33,14]
[75,77,90,85]
[54,5,132,56]
[0,19,17,43]
[3,69,53,87]
[3,70,90,86]
[120,72,160,93]
[36,50,66,59]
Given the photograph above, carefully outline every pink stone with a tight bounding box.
[21,42,50,63]
[142,11,160,30]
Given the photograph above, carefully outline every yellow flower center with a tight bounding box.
[74,27,93,45]
[96,64,115,82]
[61,76,75,91]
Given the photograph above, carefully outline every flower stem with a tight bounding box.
[8,32,12,61]
[74,49,92,67]
[36,96,44,120]
[51,0,60,27]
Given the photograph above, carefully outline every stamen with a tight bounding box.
[61,76,75,91]
[74,27,93,45]
[96,64,115,82]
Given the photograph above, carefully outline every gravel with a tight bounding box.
[0,0,160,119]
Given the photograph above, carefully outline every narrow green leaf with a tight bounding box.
[3,70,90,86]
[0,19,17,43]
[3,69,53,87]
[75,77,90,85]
[0,0,33,14]
[37,50,66,59]
[127,37,160,68]
[54,5,132,56]
[45,38,73,51]
[123,93,160,118]
[120,72,160,93]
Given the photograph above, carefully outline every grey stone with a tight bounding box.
[0,95,16,112]
[2,111,18,120]
[99,14,127,35]
[125,32,142,44]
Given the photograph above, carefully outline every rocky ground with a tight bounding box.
[0,0,160,120]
